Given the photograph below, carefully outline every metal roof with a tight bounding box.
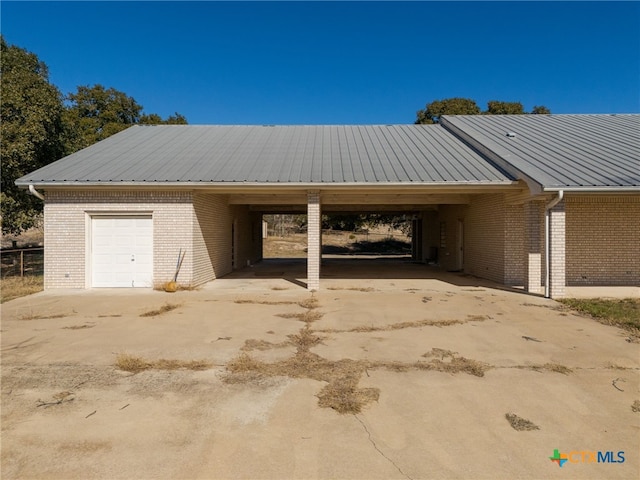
[441,114,640,191]
[15,125,514,187]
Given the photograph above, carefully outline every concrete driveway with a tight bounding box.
[1,266,638,479]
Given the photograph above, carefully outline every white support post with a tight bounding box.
[549,201,566,298]
[525,202,542,294]
[307,191,321,291]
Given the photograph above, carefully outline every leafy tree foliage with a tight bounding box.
[64,85,188,152]
[322,214,411,235]
[140,112,188,125]
[531,105,551,114]
[1,38,188,234]
[485,100,524,115]
[63,85,143,151]
[1,37,67,234]
[415,97,480,124]
[416,97,551,123]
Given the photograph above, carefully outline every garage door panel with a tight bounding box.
[91,216,153,288]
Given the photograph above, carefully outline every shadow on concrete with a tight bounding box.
[227,256,532,294]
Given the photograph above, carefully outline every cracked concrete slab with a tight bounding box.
[1,268,638,479]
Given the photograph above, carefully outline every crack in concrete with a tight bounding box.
[354,414,414,480]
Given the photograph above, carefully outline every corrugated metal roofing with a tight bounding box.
[441,114,640,190]
[15,125,514,186]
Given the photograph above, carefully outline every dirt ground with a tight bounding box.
[1,261,639,480]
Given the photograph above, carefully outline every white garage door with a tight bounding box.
[92,216,153,287]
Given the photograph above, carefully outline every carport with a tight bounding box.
[224,182,522,290]
[17,116,638,297]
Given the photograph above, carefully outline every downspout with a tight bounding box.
[28,184,45,201]
[544,190,564,298]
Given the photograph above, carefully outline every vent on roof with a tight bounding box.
[506,132,517,138]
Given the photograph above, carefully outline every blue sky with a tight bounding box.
[2,1,639,124]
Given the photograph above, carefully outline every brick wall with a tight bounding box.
[307,191,321,290]
[524,201,544,294]
[44,190,193,289]
[504,203,525,285]
[230,205,262,269]
[566,195,640,286]
[192,193,228,284]
[457,194,507,284]
[549,201,566,298]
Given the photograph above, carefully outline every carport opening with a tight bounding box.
[262,214,413,260]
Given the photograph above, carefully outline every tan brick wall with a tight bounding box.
[44,190,263,290]
[230,205,261,269]
[456,194,507,284]
[566,195,640,286]
[524,201,544,294]
[192,194,262,285]
[435,195,532,286]
[44,190,194,289]
[504,204,525,285]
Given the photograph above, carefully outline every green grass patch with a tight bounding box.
[559,298,640,337]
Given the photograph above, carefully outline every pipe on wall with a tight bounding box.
[28,184,45,201]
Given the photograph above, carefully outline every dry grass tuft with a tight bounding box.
[226,353,267,374]
[535,363,572,375]
[235,299,296,306]
[467,314,490,321]
[153,359,212,371]
[426,356,489,377]
[505,413,540,431]
[326,287,376,292]
[369,349,489,377]
[139,303,181,317]
[271,286,290,291]
[0,275,44,303]
[422,348,458,360]
[115,353,212,373]
[287,327,323,350]
[241,339,290,351]
[276,310,324,323]
[605,363,630,370]
[632,400,640,413]
[317,378,380,414]
[298,296,319,309]
[18,311,69,321]
[115,354,151,373]
[62,324,95,330]
[318,318,466,334]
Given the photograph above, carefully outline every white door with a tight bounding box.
[92,216,153,287]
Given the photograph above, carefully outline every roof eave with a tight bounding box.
[542,186,640,193]
[15,180,520,191]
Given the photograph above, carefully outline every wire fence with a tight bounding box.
[1,247,44,278]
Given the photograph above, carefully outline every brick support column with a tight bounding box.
[307,191,321,291]
[549,201,566,298]
[524,202,542,294]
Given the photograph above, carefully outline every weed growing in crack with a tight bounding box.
[505,413,540,431]
[115,353,212,373]
[317,318,475,334]
[235,299,297,306]
[276,310,324,323]
[139,303,181,317]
